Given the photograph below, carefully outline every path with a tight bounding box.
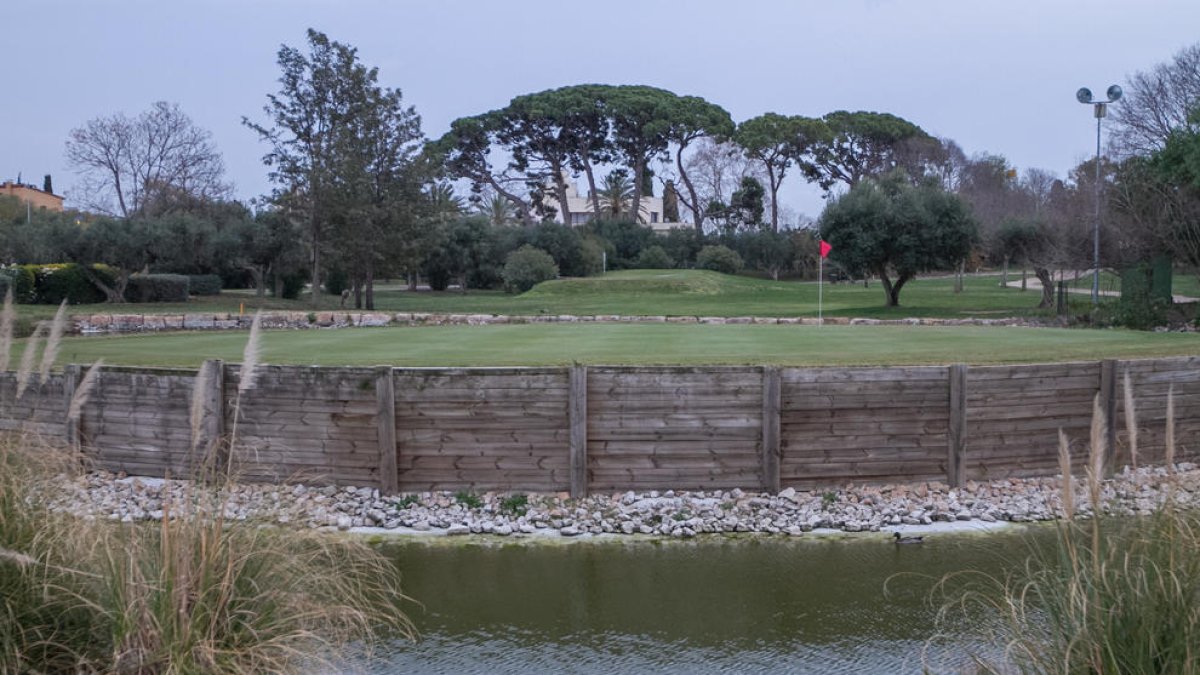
[1001,270,1198,304]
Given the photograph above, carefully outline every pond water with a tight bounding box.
[371,528,1051,674]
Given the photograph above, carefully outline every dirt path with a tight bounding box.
[1001,271,1198,304]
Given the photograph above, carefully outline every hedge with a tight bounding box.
[126,274,190,303]
[187,274,223,295]
[0,264,113,304]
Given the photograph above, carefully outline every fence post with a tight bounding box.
[375,366,399,494]
[1100,359,1118,476]
[947,364,968,488]
[201,360,226,468]
[62,364,81,449]
[569,365,588,498]
[761,367,781,493]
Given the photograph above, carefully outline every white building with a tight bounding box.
[555,174,691,234]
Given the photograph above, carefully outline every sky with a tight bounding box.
[5,0,1200,221]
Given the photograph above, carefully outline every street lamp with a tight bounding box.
[1075,84,1122,306]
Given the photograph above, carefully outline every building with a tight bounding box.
[1,176,64,212]
[556,174,691,234]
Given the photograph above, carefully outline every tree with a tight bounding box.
[809,111,939,191]
[662,96,733,233]
[734,113,827,231]
[604,86,676,225]
[477,193,517,227]
[682,138,768,231]
[819,171,977,306]
[1110,43,1200,155]
[429,113,535,225]
[245,29,423,309]
[597,169,639,220]
[63,217,165,302]
[66,101,230,218]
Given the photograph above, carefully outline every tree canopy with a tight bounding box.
[819,171,977,306]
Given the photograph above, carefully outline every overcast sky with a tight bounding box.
[5,0,1199,220]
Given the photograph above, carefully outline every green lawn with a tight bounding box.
[16,270,1111,324]
[52,323,1200,368]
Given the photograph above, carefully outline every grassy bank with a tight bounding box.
[48,323,1200,368]
[13,270,1111,323]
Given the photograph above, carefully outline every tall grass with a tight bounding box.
[1,307,415,673]
[941,388,1200,674]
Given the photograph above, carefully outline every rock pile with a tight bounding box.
[40,464,1200,539]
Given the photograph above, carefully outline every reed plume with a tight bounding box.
[1166,384,1176,474]
[1123,370,1138,471]
[14,322,44,399]
[0,288,14,372]
[238,312,262,395]
[38,301,68,384]
[67,360,104,423]
[1057,428,1074,521]
[188,361,212,455]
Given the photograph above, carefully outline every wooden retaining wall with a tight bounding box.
[1,357,1196,494]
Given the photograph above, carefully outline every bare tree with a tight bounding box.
[66,101,229,217]
[676,139,767,231]
[1110,43,1200,156]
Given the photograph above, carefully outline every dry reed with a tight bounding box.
[66,361,103,423]
[1123,370,1138,471]
[1166,385,1176,473]
[1057,429,1073,521]
[14,322,44,399]
[0,288,13,372]
[37,301,67,385]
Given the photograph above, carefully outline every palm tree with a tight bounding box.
[427,182,464,220]
[597,169,641,221]
[477,194,516,227]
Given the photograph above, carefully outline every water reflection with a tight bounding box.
[371,531,1045,674]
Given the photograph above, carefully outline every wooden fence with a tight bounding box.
[1,357,1196,495]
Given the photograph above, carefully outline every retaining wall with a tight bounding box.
[2,357,1196,494]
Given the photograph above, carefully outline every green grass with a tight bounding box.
[50,323,1200,368]
[13,270,1113,323]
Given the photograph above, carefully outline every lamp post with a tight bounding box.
[1075,84,1123,306]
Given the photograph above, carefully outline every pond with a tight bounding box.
[370,527,1052,674]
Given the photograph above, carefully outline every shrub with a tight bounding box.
[8,264,113,305]
[0,266,36,303]
[696,245,744,275]
[324,267,349,296]
[635,245,674,269]
[584,219,655,269]
[187,274,223,295]
[502,245,558,293]
[126,273,190,303]
[278,271,306,300]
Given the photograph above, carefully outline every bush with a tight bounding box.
[636,245,674,269]
[502,245,559,293]
[696,245,744,275]
[0,266,35,303]
[278,271,306,300]
[186,274,222,296]
[126,274,190,303]
[324,267,349,296]
[585,219,655,269]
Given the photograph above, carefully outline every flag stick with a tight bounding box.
[818,254,823,325]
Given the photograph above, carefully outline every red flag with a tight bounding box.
[819,240,832,259]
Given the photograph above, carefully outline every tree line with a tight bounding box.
[6,31,1197,311]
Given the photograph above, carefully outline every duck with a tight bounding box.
[893,532,924,545]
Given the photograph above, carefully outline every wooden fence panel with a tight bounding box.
[780,366,951,488]
[227,365,381,486]
[964,361,1101,480]
[393,368,570,492]
[79,367,198,476]
[0,372,67,439]
[586,367,764,491]
[1115,356,1200,466]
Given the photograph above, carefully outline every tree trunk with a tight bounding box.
[407,271,417,291]
[81,266,128,303]
[353,278,363,310]
[676,142,704,234]
[245,265,266,298]
[273,271,283,298]
[582,157,601,217]
[1034,267,1054,308]
[552,160,571,225]
[365,264,375,310]
[310,235,321,309]
[766,163,779,233]
[1001,257,1009,287]
[631,157,645,224]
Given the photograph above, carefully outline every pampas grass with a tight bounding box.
[66,361,103,423]
[14,322,44,399]
[189,361,212,456]
[0,288,13,372]
[238,311,262,396]
[1057,429,1073,521]
[1123,370,1138,471]
[37,301,67,385]
[1166,385,1176,474]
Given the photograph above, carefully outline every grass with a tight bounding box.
[10,269,1118,324]
[936,390,1200,674]
[47,323,1200,368]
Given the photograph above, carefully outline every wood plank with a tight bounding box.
[376,366,398,494]
[569,365,588,498]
